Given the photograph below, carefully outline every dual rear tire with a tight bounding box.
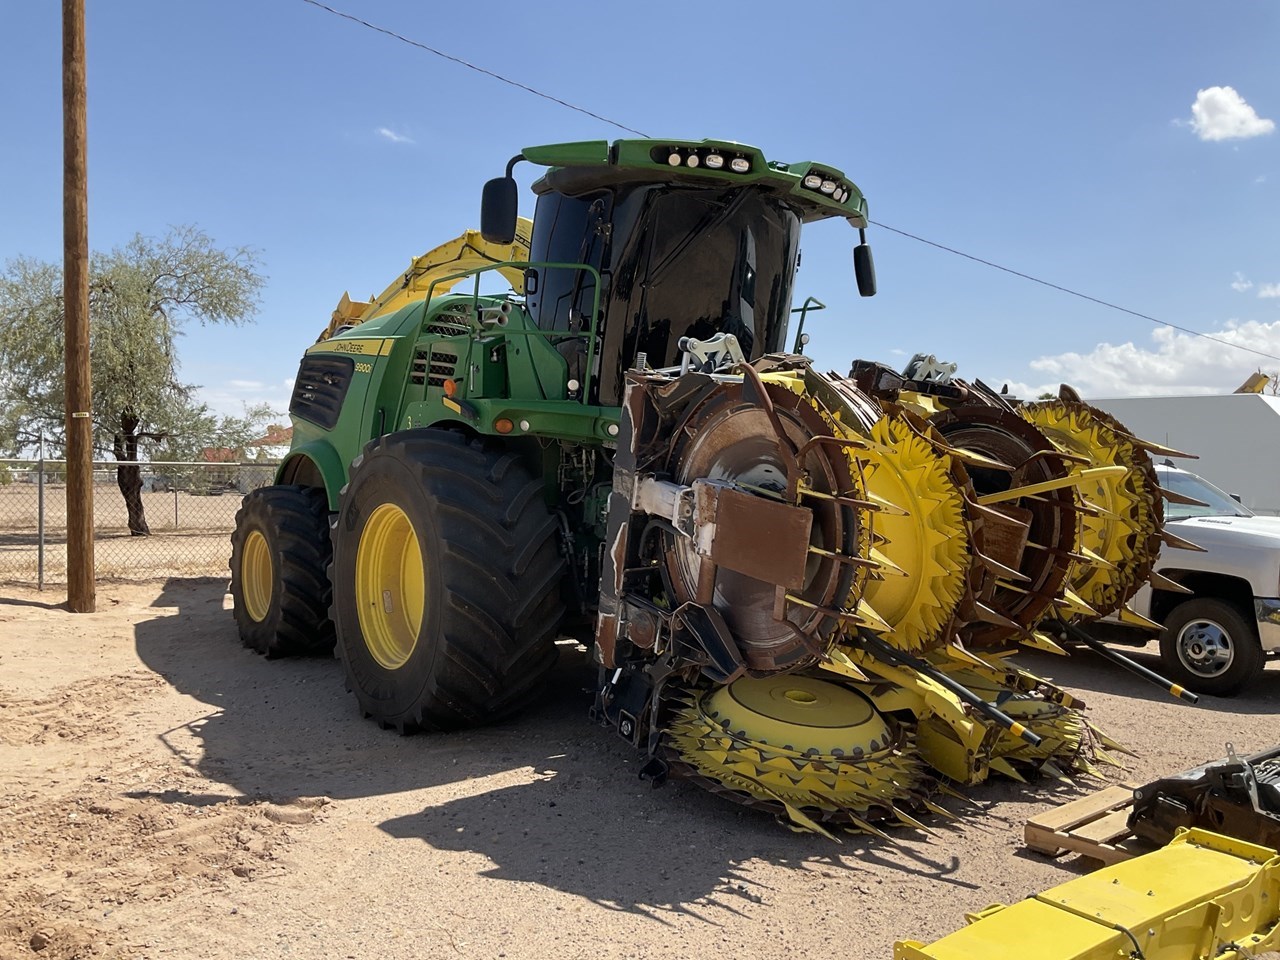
[229,431,566,730]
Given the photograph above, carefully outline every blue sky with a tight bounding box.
[2,1,1277,419]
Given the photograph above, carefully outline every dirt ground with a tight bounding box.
[1,579,1277,960]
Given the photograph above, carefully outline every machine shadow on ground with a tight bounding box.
[130,577,1158,914]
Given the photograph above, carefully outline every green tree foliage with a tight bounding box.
[0,226,267,534]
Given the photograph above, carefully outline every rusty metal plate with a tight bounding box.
[696,483,813,590]
[982,504,1032,573]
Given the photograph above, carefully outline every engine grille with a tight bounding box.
[425,315,471,337]
[410,350,458,388]
[289,355,354,430]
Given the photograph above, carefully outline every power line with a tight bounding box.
[296,0,647,137]
[296,0,1280,368]
[870,221,1280,365]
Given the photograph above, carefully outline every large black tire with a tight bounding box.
[330,430,565,732]
[1158,597,1264,697]
[229,484,335,657]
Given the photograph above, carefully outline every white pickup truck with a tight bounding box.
[1098,463,1280,696]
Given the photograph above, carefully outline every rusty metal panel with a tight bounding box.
[982,504,1032,573]
[697,484,813,590]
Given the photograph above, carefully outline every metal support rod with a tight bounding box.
[856,630,1045,747]
[1055,616,1200,704]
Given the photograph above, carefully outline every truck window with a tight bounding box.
[1160,468,1254,520]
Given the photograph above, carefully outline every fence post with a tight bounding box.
[173,482,178,529]
[37,430,46,591]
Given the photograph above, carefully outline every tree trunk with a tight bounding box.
[113,418,149,536]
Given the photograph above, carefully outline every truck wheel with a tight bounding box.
[229,485,335,657]
[330,430,565,732]
[1158,598,1263,697]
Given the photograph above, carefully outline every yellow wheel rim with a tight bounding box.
[665,676,929,832]
[355,502,425,670]
[241,530,273,623]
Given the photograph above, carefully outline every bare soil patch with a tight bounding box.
[1,579,1276,959]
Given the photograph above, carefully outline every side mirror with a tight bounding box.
[481,177,519,245]
[854,242,877,298]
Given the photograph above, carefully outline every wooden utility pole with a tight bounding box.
[63,0,95,612]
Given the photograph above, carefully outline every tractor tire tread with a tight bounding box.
[332,429,565,732]
[230,484,335,658]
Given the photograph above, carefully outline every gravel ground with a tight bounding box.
[1,577,1277,960]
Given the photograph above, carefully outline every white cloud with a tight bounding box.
[195,379,293,420]
[1257,175,1268,184]
[1258,283,1280,299]
[1188,86,1275,142]
[1231,272,1253,292]
[1001,318,1280,399]
[376,127,414,145]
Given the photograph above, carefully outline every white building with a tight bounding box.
[1089,393,1280,516]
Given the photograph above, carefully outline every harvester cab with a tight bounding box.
[231,136,1192,838]
[482,139,875,402]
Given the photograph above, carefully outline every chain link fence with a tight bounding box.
[0,459,279,586]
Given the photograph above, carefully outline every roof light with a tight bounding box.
[686,154,700,168]
[820,180,836,194]
[667,152,682,166]
[730,157,750,173]
[704,154,725,169]
[803,174,822,189]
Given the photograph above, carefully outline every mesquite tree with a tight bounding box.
[0,227,266,534]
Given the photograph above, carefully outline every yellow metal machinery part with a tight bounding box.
[833,645,999,786]
[766,370,970,652]
[354,503,426,671]
[1021,399,1163,620]
[664,675,939,839]
[923,651,1126,781]
[858,416,971,653]
[240,530,273,623]
[896,829,1280,960]
[695,371,1117,795]
[819,642,1123,787]
[317,219,534,341]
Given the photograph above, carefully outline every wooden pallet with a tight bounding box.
[1024,784,1156,865]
